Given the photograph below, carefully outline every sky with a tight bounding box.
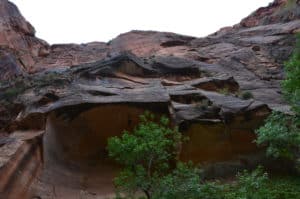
[10,0,273,44]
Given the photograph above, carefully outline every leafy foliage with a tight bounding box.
[156,166,300,199]
[107,112,185,198]
[152,162,203,199]
[264,176,300,199]
[256,112,300,159]
[223,167,300,199]
[108,112,224,199]
[108,113,300,199]
[282,34,300,115]
[256,34,300,161]
[240,91,254,100]
[224,166,269,199]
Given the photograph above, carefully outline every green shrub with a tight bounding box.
[282,34,300,115]
[152,162,224,199]
[225,166,269,199]
[255,112,300,160]
[265,176,300,199]
[108,112,223,199]
[152,162,202,199]
[224,167,300,199]
[107,112,185,199]
[197,182,224,199]
[256,34,300,162]
[240,91,254,100]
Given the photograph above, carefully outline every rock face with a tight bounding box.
[0,0,299,198]
[0,131,43,198]
[0,0,49,79]
[239,0,300,27]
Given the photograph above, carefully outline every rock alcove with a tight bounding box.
[1,53,273,198]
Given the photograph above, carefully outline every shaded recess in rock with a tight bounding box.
[153,56,201,78]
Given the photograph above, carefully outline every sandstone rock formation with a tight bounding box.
[0,0,49,80]
[0,0,299,198]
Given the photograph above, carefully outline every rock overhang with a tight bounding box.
[3,51,270,131]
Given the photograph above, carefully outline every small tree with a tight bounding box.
[256,112,299,160]
[107,112,199,198]
[256,34,300,162]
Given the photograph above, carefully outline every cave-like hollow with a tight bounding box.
[30,103,262,198]
[32,103,169,198]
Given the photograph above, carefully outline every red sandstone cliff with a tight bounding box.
[0,0,299,80]
[0,0,49,80]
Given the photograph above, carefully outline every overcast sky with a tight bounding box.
[11,0,272,44]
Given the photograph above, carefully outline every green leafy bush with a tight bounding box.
[107,112,190,199]
[107,111,300,199]
[108,120,300,199]
[152,162,203,199]
[256,112,300,160]
[265,176,300,199]
[224,167,300,199]
[256,34,300,162]
[282,34,300,115]
[240,91,254,100]
[225,166,269,199]
[108,112,223,199]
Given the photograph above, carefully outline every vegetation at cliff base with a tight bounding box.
[107,112,196,199]
[256,111,299,160]
[107,112,300,199]
[256,34,300,165]
[282,33,300,115]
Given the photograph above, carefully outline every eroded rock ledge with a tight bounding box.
[6,52,271,163]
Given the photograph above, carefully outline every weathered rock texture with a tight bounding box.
[0,0,300,198]
[0,131,43,198]
[0,0,49,80]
